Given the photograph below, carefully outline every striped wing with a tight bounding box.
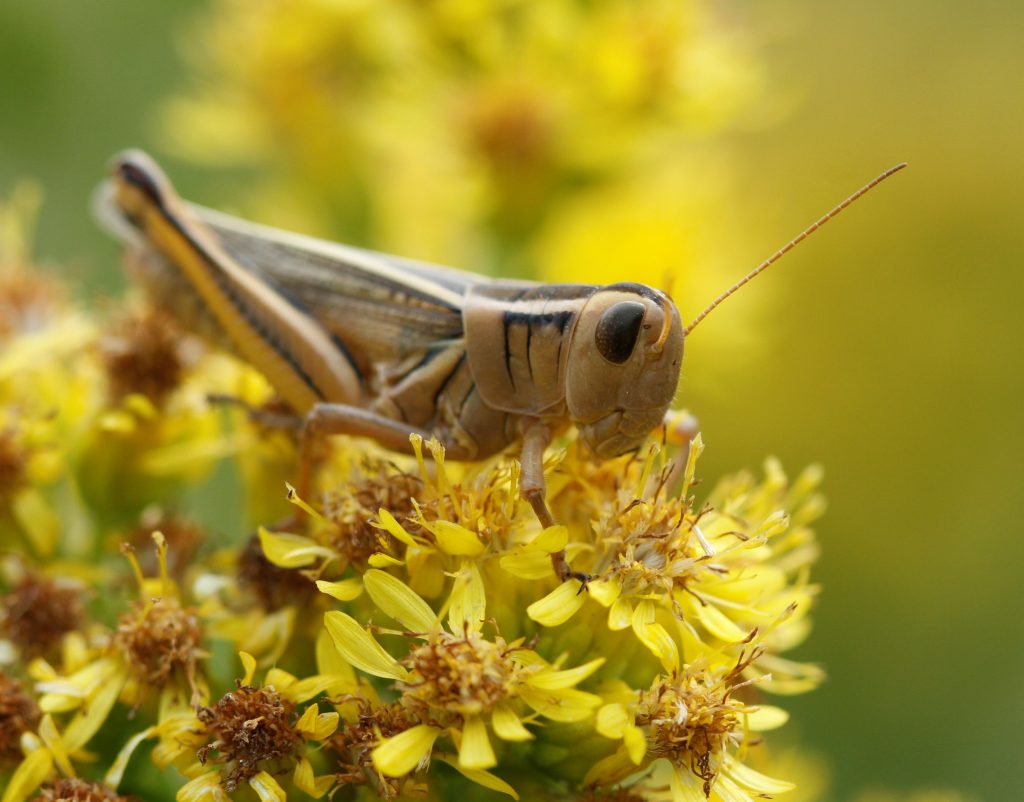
[191,204,485,364]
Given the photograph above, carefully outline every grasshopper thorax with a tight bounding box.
[566,283,684,458]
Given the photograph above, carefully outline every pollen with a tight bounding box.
[402,631,516,718]
[28,779,129,802]
[237,534,318,611]
[1,571,84,659]
[0,670,40,767]
[99,307,193,405]
[115,597,202,690]
[197,683,303,791]
[320,465,423,566]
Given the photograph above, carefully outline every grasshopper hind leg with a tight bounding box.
[296,403,474,502]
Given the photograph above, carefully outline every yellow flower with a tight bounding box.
[587,651,794,802]
[163,0,765,282]
[170,651,344,802]
[323,568,602,790]
[530,435,824,691]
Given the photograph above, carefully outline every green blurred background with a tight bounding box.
[0,1,1019,800]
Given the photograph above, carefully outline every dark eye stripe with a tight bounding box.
[595,301,646,364]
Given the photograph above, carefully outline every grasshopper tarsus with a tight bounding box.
[206,393,304,433]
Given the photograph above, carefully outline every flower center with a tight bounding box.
[403,632,515,717]
[198,684,302,791]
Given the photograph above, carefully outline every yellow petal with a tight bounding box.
[458,714,496,770]
[715,773,760,802]
[63,666,126,752]
[176,771,230,802]
[526,580,586,626]
[528,657,604,690]
[582,748,638,787]
[499,548,555,579]
[692,600,748,642]
[432,521,485,556]
[682,432,704,495]
[11,488,59,558]
[294,756,335,798]
[631,601,679,674]
[670,763,707,802]
[38,714,73,777]
[406,546,444,598]
[608,597,633,630]
[586,578,621,607]
[314,628,357,686]
[437,755,520,799]
[284,674,347,704]
[376,509,416,546]
[258,527,335,568]
[295,703,319,735]
[105,725,159,788]
[315,578,364,602]
[296,705,340,740]
[518,687,601,722]
[0,745,52,802]
[372,724,442,776]
[491,703,533,742]
[240,651,257,686]
[368,553,405,568]
[744,705,790,731]
[623,724,646,764]
[723,753,795,793]
[530,525,568,552]
[448,562,486,633]
[595,703,629,738]
[248,770,287,802]
[324,612,408,681]
[363,569,437,632]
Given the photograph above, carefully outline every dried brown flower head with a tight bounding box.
[197,683,302,791]
[237,534,318,612]
[1,571,84,659]
[99,307,193,405]
[29,778,129,802]
[401,630,521,719]
[320,463,422,567]
[329,699,417,798]
[0,671,40,766]
[635,650,762,795]
[115,597,202,691]
[0,267,65,342]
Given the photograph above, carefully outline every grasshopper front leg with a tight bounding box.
[519,418,589,585]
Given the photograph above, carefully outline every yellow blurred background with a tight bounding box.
[0,1,1019,800]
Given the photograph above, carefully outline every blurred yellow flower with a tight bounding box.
[162,0,765,292]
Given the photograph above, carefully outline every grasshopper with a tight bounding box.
[96,151,904,582]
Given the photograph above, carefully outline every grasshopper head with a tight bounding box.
[565,283,684,458]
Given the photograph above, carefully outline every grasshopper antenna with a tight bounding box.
[683,162,908,336]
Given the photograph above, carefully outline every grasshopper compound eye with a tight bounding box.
[594,301,646,364]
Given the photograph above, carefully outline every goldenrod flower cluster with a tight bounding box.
[0,187,824,801]
[163,0,765,297]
